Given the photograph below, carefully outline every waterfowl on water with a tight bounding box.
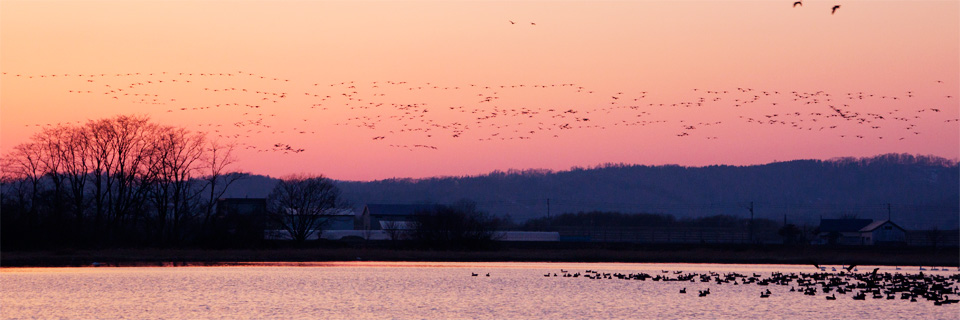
[543,267,960,305]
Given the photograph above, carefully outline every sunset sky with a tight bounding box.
[2,0,957,181]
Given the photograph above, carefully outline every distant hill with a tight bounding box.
[223,154,959,229]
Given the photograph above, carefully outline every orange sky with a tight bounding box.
[2,1,958,181]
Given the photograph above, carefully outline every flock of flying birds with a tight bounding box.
[4,70,955,154]
[3,4,957,155]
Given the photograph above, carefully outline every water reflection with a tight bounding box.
[2,262,958,319]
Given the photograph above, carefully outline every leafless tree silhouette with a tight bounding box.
[266,174,345,243]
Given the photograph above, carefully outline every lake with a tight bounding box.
[2,262,958,319]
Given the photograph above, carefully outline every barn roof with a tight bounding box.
[819,219,873,232]
[325,208,357,216]
[859,220,905,232]
[364,204,438,216]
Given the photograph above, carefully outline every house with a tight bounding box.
[324,208,357,230]
[212,198,268,244]
[817,218,872,245]
[357,204,436,231]
[263,208,357,241]
[858,220,906,245]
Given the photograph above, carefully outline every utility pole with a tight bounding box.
[547,198,551,218]
[749,201,755,243]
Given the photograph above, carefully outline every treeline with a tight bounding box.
[520,211,779,231]
[408,201,507,249]
[1,115,243,249]
[334,154,959,229]
[521,211,800,244]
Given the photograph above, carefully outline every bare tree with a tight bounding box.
[5,142,45,223]
[105,115,157,230]
[85,117,114,231]
[266,174,345,243]
[35,126,69,221]
[198,140,244,231]
[383,219,408,241]
[61,125,92,227]
[147,126,207,243]
[2,114,244,247]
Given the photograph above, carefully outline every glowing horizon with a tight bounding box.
[2,1,958,181]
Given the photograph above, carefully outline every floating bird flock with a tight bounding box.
[544,267,960,304]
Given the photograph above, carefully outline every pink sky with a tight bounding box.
[2,1,958,181]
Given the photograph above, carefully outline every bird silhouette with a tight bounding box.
[831,5,840,14]
[793,1,802,8]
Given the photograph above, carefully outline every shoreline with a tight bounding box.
[3,243,957,268]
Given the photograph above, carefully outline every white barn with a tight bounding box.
[859,220,906,245]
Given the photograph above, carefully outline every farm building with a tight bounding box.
[817,218,908,245]
[858,220,906,245]
[357,204,436,231]
[817,218,873,245]
[263,208,357,240]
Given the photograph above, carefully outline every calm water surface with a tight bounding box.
[2,262,958,319]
